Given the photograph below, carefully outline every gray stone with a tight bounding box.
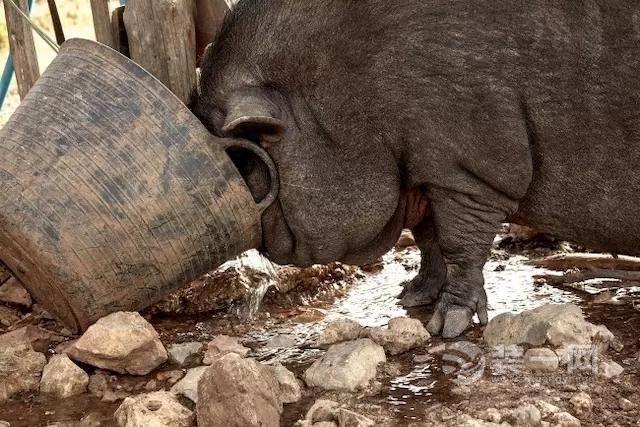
[0,348,46,402]
[524,348,559,372]
[203,335,250,364]
[315,422,338,427]
[197,353,281,427]
[262,363,302,403]
[40,354,89,398]
[318,318,364,346]
[550,412,581,427]
[114,391,193,427]
[368,317,430,355]
[483,304,615,348]
[0,278,32,307]
[265,334,297,348]
[336,408,375,427]
[305,399,340,422]
[167,342,203,367]
[171,366,208,403]
[303,339,386,391]
[0,326,51,353]
[67,312,167,375]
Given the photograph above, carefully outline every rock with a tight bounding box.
[483,304,613,348]
[202,335,250,364]
[171,366,208,403]
[395,230,416,248]
[156,370,184,384]
[114,391,193,427]
[305,399,340,422]
[262,363,302,403]
[0,277,32,307]
[479,408,502,423]
[167,342,203,367]
[0,421,9,427]
[0,326,51,353]
[511,404,542,427]
[570,391,593,413]
[524,348,559,372]
[599,360,624,379]
[550,412,581,427]
[457,415,503,427]
[0,305,21,327]
[40,355,89,398]
[265,334,297,348]
[368,317,430,355]
[315,422,338,427]
[88,373,111,398]
[535,401,561,418]
[619,397,635,411]
[337,408,375,427]
[0,348,46,402]
[303,339,386,391]
[67,312,167,375]
[318,318,364,346]
[197,353,282,427]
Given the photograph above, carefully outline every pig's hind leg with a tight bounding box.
[398,218,447,307]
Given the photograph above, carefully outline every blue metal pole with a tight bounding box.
[0,0,35,110]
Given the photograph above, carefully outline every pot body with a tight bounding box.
[0,39,274,332]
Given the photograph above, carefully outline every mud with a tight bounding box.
[1,241,639,426]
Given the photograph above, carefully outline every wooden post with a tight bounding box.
[124,0,197,104]
[3,0,39,99]
[90,0,114,48]
[194,0,228,62]
[111,6,129,57]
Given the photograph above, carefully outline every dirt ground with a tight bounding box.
[0,234,639,426]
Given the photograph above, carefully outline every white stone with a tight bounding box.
[598,360,624,379]
[535,400,561,418]
[0,348,46,402]
[318,318,364,346]
[303,339,385,391]
[619,397,635,411]
[197,353,281,427]
[368,317,430,355]
[479,408,502,423]
[171,366,208,403]
[114,391,193,427]
[511,404,542,427]
[524,348,559,372]
[262,363,302,403]
[0,278,32,307]
[570,391,593,413]
[483,304,613,348]
[67,312,167,375]
[202,335,249,364]
[167,342,203,367]
[40,354,89,398]
[550,412,581,427]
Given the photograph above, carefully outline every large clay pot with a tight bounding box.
[0,39,278,332]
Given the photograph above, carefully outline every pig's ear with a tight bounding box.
[222,91,286,143]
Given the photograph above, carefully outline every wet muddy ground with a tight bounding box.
[1,239,639,426]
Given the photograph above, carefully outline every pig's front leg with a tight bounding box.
[398,218,447,307]
[426,189,507,338]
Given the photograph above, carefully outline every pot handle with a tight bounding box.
[221,138,279,214]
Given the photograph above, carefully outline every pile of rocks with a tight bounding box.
[483,303,624,379]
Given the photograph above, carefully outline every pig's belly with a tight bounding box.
[510,168,640,256]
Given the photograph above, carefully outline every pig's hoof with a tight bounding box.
[398,276,441,308]
[426,292,488,338]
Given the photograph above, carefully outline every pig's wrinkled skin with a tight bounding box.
[191,0,640,337]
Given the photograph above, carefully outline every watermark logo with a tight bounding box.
[441,341,486,385]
